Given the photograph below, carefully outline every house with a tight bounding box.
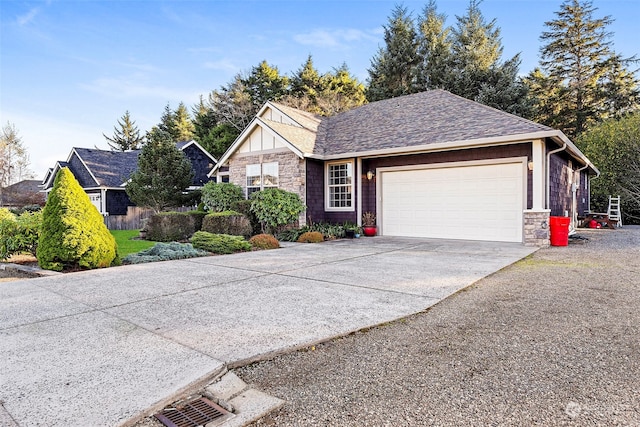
[42,140,217,216]
[0,179,46,208]
[211,89,598,246]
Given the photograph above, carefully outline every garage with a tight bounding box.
[380,161,525,242]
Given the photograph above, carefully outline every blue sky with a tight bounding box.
[1,0,638,179]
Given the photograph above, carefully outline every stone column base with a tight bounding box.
[524,209,550,247]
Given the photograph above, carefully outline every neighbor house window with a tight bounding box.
[246,162,279,197]
[326,160,354,211]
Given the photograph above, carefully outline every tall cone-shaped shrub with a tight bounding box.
[37,167,118,271]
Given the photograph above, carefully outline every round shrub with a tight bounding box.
[297,231,324,243]
[201,182,245,212]
[122,242,208,264]
[190,231,252,254]
[37,167,118,271]
[249,234,280,250]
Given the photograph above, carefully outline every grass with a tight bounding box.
[111,230,156,258]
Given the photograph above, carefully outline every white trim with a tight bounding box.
[179,139,218,164]
[375,157,528,240]
[532,139,545,210]
[68,149,100,187]
[325,159,356,212]
[356,157,363,226]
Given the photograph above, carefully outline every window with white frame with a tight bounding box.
[246,162,279,197]
[326,161,354,210]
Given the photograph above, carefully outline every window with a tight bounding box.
[326,161,354,211]
[246,162,279,197]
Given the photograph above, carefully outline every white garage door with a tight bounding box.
[381,162,524,242]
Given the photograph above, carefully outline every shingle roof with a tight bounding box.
[315,89,552,156]
[74,148,140,187]
[1,180,45,206]
[261,118,318,155]
[269,102,322,132]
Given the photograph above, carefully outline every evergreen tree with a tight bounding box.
[158,103,179,141]
[173,102,195,142]
[103,111,144,151]
[290,55,324,101]
[126,129,194,213]
[415,0,451,90]
[367,5,419,101]
[529,0,639,137]
[318,64,367,115]
[37,167,118,271]
[241,60,290,110]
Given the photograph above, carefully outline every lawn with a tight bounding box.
[111,230,156,258]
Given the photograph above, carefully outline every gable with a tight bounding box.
[238,125,288,153]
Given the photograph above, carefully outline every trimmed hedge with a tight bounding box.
[37,167,118,271]
[145,211,206,242]
[201,211,252,238]
[190,231,252,254]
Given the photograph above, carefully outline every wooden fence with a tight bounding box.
[104,206,195,230]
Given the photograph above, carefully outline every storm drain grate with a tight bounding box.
[154,397,233,427]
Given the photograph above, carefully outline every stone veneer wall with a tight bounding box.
[523,209,550,247]
[229,149,307,225]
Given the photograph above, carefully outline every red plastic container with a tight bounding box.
[549,216,570,246]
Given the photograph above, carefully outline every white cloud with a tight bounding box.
[79,77,199,105]
[293,28,380,49]
[17,6,40,26]
[202,59,240,74]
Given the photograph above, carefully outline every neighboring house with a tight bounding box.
[0,179,46,208]
[42,141,216,216]
[211,89,598,246]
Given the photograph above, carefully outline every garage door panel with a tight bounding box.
[381,163,524,242]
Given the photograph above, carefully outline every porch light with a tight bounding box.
[528,161,534,171]
[366,170,375,180]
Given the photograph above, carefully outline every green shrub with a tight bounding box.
[297,231,324,243]
[122,242,209,264]
[201,182,245,212]
[232,199,261,235]
[201,211,252,237]
[145,211,201,242]
[277,222,348,242]
[37,168,118,271]
[190,231,252,254]
[276,227,306,242]
[0,208,15,222]
[249,233,280,250]
[250,188,306,233]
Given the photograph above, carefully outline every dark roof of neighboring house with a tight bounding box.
[315,89,552,156]
[74,148,140,187]
[1,179,46,206]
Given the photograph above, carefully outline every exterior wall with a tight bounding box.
[305,159,325,223]
[68,153,96,187]
[548,148,590,217]
[238,127,286,153]
[523,209,550,247]
[106,189,134,216]
[361,143,533,216]
[182,144,215,187]
[228,149,307,224]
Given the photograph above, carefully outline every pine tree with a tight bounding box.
[367,5,419,101]
[242,60,290,110]
[37,167,118,271]
[126,129,194,213]
[158,103,179,141]
[173,102,195,142]
[290,55,324,101]
[415,0,451,91]
[103,111,144,151]
[529,0,639,137]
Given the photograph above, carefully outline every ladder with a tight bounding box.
[607,195,622,227]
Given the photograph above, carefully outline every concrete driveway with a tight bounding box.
[0,237,535,426]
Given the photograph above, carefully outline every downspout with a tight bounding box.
[546,142,567,211]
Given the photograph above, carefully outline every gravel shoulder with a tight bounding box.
[236,227,640,426]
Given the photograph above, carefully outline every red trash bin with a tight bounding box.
[549,216,570,246]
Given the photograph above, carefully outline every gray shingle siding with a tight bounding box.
[182,144,214,186]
